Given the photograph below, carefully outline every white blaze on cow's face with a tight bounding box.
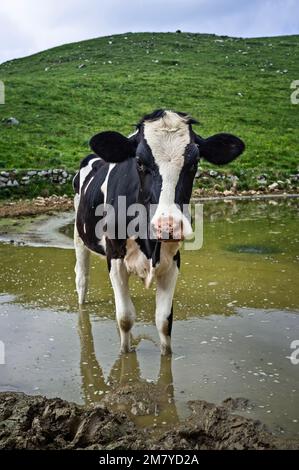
[143,111,194,240]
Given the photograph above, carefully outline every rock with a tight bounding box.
[3,117,19,126]
[209,170,218,177]
[268,182,279,190]
[21,176,30,181]
[0,176,8,183]
[37,170,48,177]
[223,190,234,196]
[78,64,86,69]
[62,171,68,178]
[257,175,267,185]
[27,171,37,176]
[0,171,9,178]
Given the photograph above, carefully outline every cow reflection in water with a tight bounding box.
[78,309,179,427]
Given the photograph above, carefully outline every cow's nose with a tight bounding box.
[153,216,184,241]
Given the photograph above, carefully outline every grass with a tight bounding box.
[0,32,298,176]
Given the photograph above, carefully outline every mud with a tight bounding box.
[0,392,298,450]
[0,192,298,218]
[0,195,73,218]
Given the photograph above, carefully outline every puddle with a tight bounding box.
[0,198,298,436]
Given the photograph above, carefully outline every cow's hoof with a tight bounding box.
[160,344,172,356]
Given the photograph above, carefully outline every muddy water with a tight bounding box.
[0,198,298,436]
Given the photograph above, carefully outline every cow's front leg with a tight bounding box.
[109,259,136,354]
[155,260,179,355]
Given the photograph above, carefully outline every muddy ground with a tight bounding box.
[0,391,298,450]
[1,191,298,218]
[0,195,73,218]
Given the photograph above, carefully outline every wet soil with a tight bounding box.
[0,195,73,218]
[0,392,298,450]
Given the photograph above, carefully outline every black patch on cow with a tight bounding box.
[106,238,127,272]
[194,132,245,165]
[76,158,141,256]
[76,161,109,254]
[151,242,161,267]
[173,250,180,269]
[79,153,100,169]
[90,131,137,163]
[137,108,166,125]
[136,108,198,127]
[167,306,174,337]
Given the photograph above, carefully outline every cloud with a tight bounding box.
[0,0,298,63]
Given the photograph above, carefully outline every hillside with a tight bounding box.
[0,32,298,175]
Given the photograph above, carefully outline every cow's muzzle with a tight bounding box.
[152,216,184,242]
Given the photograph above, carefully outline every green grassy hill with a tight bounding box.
[0,32,298,174]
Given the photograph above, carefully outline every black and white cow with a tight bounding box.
[73,109,244,355]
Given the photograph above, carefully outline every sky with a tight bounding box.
[0,0,298,64]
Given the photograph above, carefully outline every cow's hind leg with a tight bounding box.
[155,260,178,355]
[74,227,90,304]
[109,259,135,354]
[74,218,90,305]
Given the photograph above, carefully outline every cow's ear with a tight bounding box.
[194,133,245,165]
[90,131,137,163]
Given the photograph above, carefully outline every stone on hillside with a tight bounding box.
[268,182,279,190]
[257,177,267,185]
[4,117,20,126]
[38,170,48,177]
[7,180,19,187]
[223,190,234,196]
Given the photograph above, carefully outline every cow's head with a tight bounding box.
[90,109,245,241]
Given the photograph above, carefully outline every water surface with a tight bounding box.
[0,198,298,435]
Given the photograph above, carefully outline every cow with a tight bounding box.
[73,109,245,355]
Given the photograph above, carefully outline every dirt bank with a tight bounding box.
[1,191,298,218]
[0,392,298,450]
[0,195,73,218]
